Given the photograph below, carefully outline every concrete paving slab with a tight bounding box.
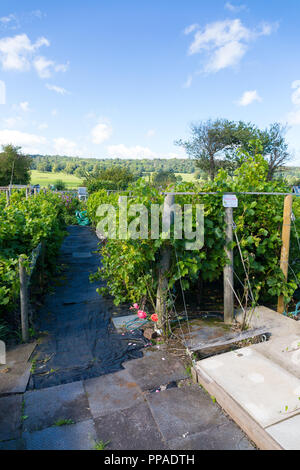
[0,395,22,441]
[94,401,167,450]
[0,362,31,395]
[23,419,97,450]
[4,343,36,365]
[198,347,300,428]
[123,350,189,391]
[253,334,300,380]
[265,414,300,450]
[23,380,91,432]
[167,423,254,450]
[147,384,232,441]
[236,306,300,338]
[84,369,143,418]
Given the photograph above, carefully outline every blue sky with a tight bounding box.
[0,0,300,163]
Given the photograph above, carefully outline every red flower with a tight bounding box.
[151,313,158,322]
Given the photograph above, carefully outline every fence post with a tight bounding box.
[224,206,234,324]
[277,194,293,314]
[19,255,29,343]
[156,194,174,335]
[6,189,10,206]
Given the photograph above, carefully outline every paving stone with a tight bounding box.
[0,395,22,441]
[23,380,91,432]
[167,423,254,450]
[4,343,36,365]
[23,419,97,450]
[198,347,300,428]
[94,401,167,450]
[147,384,229,441]
[0,362,31,395]
[123,349,189,391]
[84,369,143,418]
[266,414,300,450]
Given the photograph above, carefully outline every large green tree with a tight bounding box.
[0,145,32,186]
[175,119,290,180]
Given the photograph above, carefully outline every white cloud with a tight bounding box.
[107,144,184,159]
[53,137,82,156]
[0,79,5,104]
[287,81,300,125]
[0,34,49,71]
[2,116,23,128]
[184,24,199,35]
[186,19,277,73]
[91,121,112,144]
[0,129,47,153]
[224,2,247,13]
[37,122,48,130]
[237,90,262,106]
[19,101,30,111]
[34,57,68,79]
[183,75,193,88]
[0,14,19,30]
[33,56,54,78]
[46,83,69,95]
[107,144,156,159]
[291,80,300,106]
[0,33,68,79]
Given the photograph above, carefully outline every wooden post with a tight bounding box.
[19,256,29,342]
[277,194,293,314]
[6,189,10,206]
[224,206,234,324]
[156,194,174,335]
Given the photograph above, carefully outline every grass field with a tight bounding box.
[31,170,196,189]
[175,173,197,182]
[31,170,83,188]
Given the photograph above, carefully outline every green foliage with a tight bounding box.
[0,145,32,186]
[88,152,299,313]
[84,166,136,193]
[54,179,67,191]
[152,170,177,189]
[0,191,68,338]
[176,120,290,181]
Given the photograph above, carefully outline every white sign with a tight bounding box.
[223,194,238,208]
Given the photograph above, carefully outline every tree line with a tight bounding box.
[0,119,298,188]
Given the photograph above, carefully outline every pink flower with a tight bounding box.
[151,313,158,322]
[133,303,139,309]
[137,310,147,319]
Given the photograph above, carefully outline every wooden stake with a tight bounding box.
[277,194,293,314]
[6,189,10,206]
[224,206,234,324]
[156,194,174,334]
[19,256,29,342]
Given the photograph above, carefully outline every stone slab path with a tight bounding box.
[0,226,254,450]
